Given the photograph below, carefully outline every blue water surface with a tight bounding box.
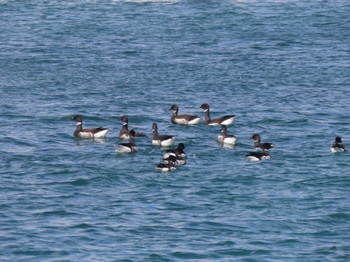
[1,0,350,261]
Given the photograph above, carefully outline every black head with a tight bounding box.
[73,115,83,122]
[251,134,261,141]
[178,143,185,150]
[335,136,342,143]
[121,115,128,123]
[200,103,210,111]
[152,123,158,132]
[170,104,179,111]
[221,125,228,133]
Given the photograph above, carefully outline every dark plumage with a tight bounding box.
[72,115,109,138]
[156,155,177,172]
[217,125,237,145]
[116,130,138,153]
[151,123,175,147]
[119,115,145,140]
[246,149,271,161]
[163,143,186,159]
[161,155,186,166]
[251,134,274,150]
[200,103,236,126]
[331,136,346,153]
[170,104,201,125]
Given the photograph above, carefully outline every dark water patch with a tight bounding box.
[69,223,95,230]
[171,250,207,259]
[68,178,90,186]
[328,212,350,222]
[147,253,171,262]
[218,247,272,257]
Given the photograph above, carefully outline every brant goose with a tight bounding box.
[251,134,274,150]
[161,155,186,166]
[330,136,346,153]
[163,143,186,159]
[151,123,175,147]
[246,149,271,162]
[119,115,145,140]
[199,103,236,126]
[217,125,237,145]
[170,104,201,125]
[156,155,177,172]
[116,130,138,154]
[73,115,109,138]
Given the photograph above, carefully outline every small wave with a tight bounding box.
[171,250,207,260]
[69,223,94,229]
[112,0,179,3]
[70,178,90,186]
[231,0,288,3]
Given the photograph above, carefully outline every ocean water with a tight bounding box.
[1,0,350,261]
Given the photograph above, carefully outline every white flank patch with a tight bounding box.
[160,138,175,147]
[174,118,190,125]
[152,140,161,146]
[94,129,109,138]
[156,166,176,172]
[163,152,176,158]
[221,117,235,126]
[187,117,201,125]
[79,132,94,138]
[246,156,260,162]
[217,135,224,143]
[116,145,131,154]
[223,136,237,145]
[152,138,175,147]
[330,147,345,153]
[116,144,139,154]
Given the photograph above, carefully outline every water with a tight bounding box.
[1,0,350,260]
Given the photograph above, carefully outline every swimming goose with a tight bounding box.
[163,143,186,159]
[151,123,175,147]
[246,149,271,162]
[330,136,346,153]
[251,134,274,150]
[119,115,146,140]
[116,130,138,153]
[199,103,236,126]
[161,155,186,166]
[73,115,109,138]
[170,104,201,125]
[156,155,177,172]
[217,125,237,145]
